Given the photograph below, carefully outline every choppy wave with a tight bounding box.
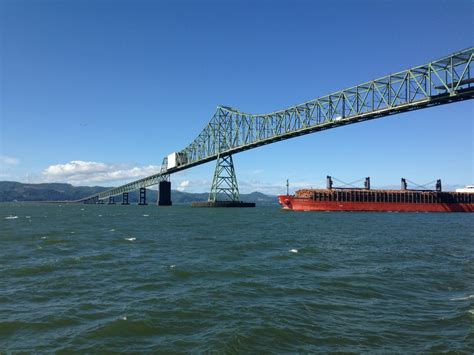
[0,204,472,352]
[450,294,474,301]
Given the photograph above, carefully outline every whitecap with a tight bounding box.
[451,295,474,301]
[25,216,31,219]
[41,236,47,239]
[143,214,149,217]
[124,237,136,241]
[170,265,176,269]
[98,215,102,217]
[70,231,75,234]
[289,249,298,253]
[110,229,115,232]
[80,208,85,211]
[122,316,127,321]
[5,216,18,220]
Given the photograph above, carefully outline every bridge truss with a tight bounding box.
[82,47,474,202]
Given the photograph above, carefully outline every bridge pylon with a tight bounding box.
[209,154,240,202]
[157,158,172,206]
[192,154,255,207]
[158,178,172,206]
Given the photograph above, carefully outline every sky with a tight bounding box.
[1,0,473,195]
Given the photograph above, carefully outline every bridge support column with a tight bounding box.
[210,154,240,202]
[122,192,129,205]
[193,154,254,207]
[138,188,147,205]
[158,181,172,206]
[97,199,104,204]
[108,196,115,205]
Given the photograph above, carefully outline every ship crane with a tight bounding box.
[326,176,371,190]
[402,178,442,192]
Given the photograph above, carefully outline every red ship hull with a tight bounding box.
[278,195,474,212]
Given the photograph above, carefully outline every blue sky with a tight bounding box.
[1,0,473,194]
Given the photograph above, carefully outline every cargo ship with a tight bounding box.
[278,177,474,212]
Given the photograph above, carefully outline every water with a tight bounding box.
[1,203,473,352]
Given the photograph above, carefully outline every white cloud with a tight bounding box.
[0,156,20,166]
[37,160,323,194]
[176,180,190,191]
[172,178,210,193]
[41,160,161,186]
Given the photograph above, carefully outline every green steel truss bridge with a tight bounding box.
[82,47,474,204]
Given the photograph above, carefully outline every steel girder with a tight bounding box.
[80,47,474,202]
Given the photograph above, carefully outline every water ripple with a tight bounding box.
[0,204,472,352]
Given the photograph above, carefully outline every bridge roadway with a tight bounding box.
[80,47,474,203]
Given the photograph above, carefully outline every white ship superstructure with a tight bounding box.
[455,185,474,193]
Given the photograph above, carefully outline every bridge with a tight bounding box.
[81,47,474,205]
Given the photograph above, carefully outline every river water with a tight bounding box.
[1,203,473,352]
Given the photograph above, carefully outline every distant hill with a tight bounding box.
[0,181,109,202]
[0,181,278,205]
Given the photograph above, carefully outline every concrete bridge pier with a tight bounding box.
[138,188,147,205]
[158,181,172,206]
[108,196,115,205]
[122,192,129,205]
